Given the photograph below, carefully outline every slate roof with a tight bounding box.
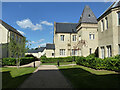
[78,5,97,24]
[56,23,78,33]
[27,47,46,53]
[0,19,23,37]
[46,44,55,50]
[98,0,120,21]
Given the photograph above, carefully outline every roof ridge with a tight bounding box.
[0,19,24,37]
[56,22,78,24]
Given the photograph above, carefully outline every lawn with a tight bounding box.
[58,65,120,88]
[1,67,37,88]
[40,61,76,65]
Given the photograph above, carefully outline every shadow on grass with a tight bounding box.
[2,71,32,88]
[59,68,120,88]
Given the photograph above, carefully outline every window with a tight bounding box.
[118,12,120,25]
[19,38,21,43]
[72,49,77,56]
[101,20,104,31]
[60,35,64,41]
[79,35,81,41]
[60,49,65,55]
[105,17,108,29]
[16,35,18,42]
[89,48,92,54]
[89,34,95,40]
[107,45,112,57]
[52,53,54,56]
[101,47,105,59]
[79,50,82,56]
[73,35,76,41]
[119,44,120,55]
[11,33,14,40]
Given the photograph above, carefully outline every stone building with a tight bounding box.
[0,19,25,58]
[53,0,120,58]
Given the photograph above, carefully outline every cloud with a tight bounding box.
[39,43,46,47]
[31,39,45,44]
[41,21,53,26]
[17,30,26,35]
[16,19,53,31]
[16,18,42,30]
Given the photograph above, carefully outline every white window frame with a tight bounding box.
[79,35,81,41]
[101,47,105,59]
[105,17,108,30]
[72,49,77,56]
[107,45,112,57]
[89,34,95,40]
[60,35,64,41]
[60,49,65,56]
[101,20,104,32]
[72,35,76,41]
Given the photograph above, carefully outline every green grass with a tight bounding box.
[58,65,120,88]
[1,67,37,88]
[40,61,76,65]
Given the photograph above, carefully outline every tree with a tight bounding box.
[8,36,28,68]
[73,39,87,59]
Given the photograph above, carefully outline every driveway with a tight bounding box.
[19,65,72,88]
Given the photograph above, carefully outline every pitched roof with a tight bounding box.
[56,23,78,33]
[0,19,24,37]
[27,47,46,53]
[46,44,55,50]
[98,0,120,21]
[78,5,97,24]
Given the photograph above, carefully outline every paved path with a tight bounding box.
[4,61,41,68]
[19,65,72,88]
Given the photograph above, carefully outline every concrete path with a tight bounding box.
[60,64,76,66]
[19,65,72,88]
[4,61,41,68]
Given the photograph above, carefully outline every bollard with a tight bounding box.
[33,61,35,68]
[57,60,59,67]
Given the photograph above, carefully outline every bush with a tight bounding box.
[2,58,16,66]
[20,57,35,65]
[75,54,120,72]
[40,56,74,63]
[2,57,37,66]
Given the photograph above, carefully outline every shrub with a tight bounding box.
[2,57,37,66]
[20,57,35,65]
[2,58,16,66]
[40,56,74,63]
[75,54,120,72]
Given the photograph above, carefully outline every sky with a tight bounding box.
[2,2,112,48]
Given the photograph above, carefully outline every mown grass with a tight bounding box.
[1,67,37,88]
[59,65,120,88]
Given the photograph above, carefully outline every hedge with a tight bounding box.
[2,57,38,66]
[76,54,120,72]
[2,58,16,66]
[40,56,74,63]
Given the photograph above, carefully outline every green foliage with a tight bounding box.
[40,56,74,63]
[2,58,16,66]
[20,57,35,65]
[2,57,38,66]
[75,54,120,72]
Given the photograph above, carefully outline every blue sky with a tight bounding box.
[2,2,112,48]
